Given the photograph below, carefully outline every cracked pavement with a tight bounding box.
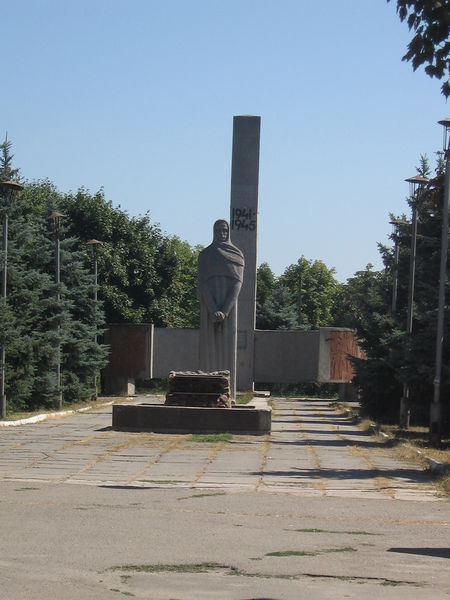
[0,397,449,599]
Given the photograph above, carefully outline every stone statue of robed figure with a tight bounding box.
[198,219,244,399]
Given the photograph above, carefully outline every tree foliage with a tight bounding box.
[256,257,340,330]
[337,154,450,429]
[0,134,21,181]
[59,187,200,327]
[389,0,450,97]
[1,157,110,410]
[1,136,201,412]
[280,257,340,329]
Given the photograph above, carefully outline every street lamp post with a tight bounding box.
[0,180,24,419]
[87,239,102,399]
[399,175,428,429]
[431,118,450,444]
[389,219,409,315]
[49,211,66,410]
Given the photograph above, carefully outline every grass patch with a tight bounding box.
[266,547,356,558]
[381,425,450,464]
[2,396,122,421]
[189,433,232,443]
[266,550,317,557]
[111,562,236,575]
[436,473,450,496]
[330,401,361,423]
[358,419,373,432]
[235,393,253,405]
[288,528,378,536]
[377,426,450,497]
[344,406,450,497]
[257,382,339,398]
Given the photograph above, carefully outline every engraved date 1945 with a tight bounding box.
[231,207,256,231]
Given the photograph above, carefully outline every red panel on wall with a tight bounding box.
[329,331,361,383]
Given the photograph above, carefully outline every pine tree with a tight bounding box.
[1,142,109,411]
[2,205,55,410]
[0,134,20,181]
[341,153,450,430]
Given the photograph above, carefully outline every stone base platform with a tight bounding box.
[112,403,271,435]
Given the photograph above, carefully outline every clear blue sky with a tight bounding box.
[2,0,447,282]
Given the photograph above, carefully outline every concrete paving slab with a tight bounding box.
[0,397,449,599]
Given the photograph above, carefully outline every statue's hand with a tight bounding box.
[213,311,225,322]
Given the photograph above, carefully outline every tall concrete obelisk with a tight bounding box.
[229,115,261,391]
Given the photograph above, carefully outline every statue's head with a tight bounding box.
[213,219,229,243]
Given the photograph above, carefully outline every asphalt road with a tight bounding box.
[0,397,449,599]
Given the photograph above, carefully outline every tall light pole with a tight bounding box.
[390,219,409,315]
[431,118,450,444]
[400,175,428,429]
[298,266,302,327]
[87,239,102,399]
[0,180,24,419]
[49,211,65,410]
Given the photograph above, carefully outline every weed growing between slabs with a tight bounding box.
[266,547,357,557]
[286,528,379,536]
[111,563,237,574]
[189,433,233,443]
[235,393,253,405]
[108,562,422,587]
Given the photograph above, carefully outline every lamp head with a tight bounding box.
[438,118,450,153]
[405,175,429,197]
[0,180,24,206]
[389,218,409,227]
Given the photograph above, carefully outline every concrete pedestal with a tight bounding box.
[112,403,271,435]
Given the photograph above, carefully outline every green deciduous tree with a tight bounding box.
[279,257,340,329]
[256,257,340,330]
[388,0,450,97]
[59,188,200,327]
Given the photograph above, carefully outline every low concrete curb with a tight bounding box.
[0,399,118,428]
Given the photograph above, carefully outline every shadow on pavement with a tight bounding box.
[269,437,381,448]
[255,467,429,482]
[388,547,450,559]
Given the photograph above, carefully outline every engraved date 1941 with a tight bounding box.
[231,207,256,231]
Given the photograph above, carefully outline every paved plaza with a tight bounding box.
[0,398,449,599]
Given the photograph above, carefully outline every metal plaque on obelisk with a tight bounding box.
[229,115,261,391]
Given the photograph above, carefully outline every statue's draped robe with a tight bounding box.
[198,237,244,394]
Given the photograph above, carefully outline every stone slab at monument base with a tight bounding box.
[112,403,271,435]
